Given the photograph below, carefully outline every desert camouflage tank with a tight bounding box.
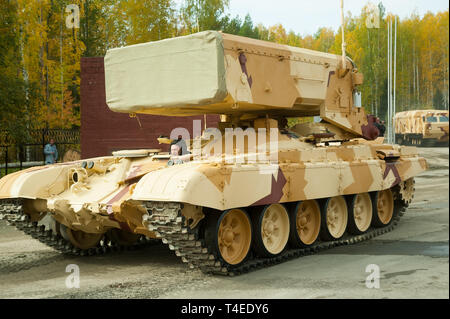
[394,110,449,146]
[0,149,167,255]
[0,31,427,275]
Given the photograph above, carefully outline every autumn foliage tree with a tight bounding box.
[0,0,448,131]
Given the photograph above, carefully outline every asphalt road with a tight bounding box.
[0,147,448,299]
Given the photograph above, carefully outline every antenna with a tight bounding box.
[340,0,346,69]
[196,1,200,32]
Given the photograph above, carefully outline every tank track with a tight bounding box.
[143,189,409,276]
[0,199,159,257]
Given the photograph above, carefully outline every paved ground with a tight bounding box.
[0,147,448,299]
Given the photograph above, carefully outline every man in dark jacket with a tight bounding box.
[374,118,386,137]
[379,120,386,137]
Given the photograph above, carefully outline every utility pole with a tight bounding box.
[385,16,397,144]
[444,51,448,110]
[387,19,389,142]
[446,46,449,110]
[413,40,416,108]
[60,7,64,122]
[444,46,450,111]
[387,18,391,143]
[340,0,346,70]
[416,45,420,106]
[429,40,432,106]
[393,16,397,143]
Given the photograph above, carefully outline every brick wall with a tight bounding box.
[80,57,219,159]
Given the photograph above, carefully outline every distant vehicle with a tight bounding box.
[394,110,449,146]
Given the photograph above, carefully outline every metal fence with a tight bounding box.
[0,129,80,176]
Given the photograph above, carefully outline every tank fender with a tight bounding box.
[0,165,70,199]
[131,162,278,211]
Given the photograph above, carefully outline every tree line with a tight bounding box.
[0,0,448,142]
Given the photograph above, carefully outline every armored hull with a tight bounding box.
[0,122,427,274]
[128,123,426,274]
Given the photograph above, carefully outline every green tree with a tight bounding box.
[1,0,448,133]
[80,0,110,57]
[238,14,259,39]
[0,0,37,141]
[433,89,444,109]
[118,0,176,45]
[180,0,229,33]
[222,15,241,34]
[312,27,335,52]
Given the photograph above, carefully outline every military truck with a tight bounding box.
[0,31,427,275]
[394,110,449,146]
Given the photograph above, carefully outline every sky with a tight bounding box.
[227,0,449,35]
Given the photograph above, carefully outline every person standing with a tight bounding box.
[44,138,58,164]
[374,117,385,137]
[379,120,386,137]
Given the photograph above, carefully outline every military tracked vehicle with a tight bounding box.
[0,149,166,255]
[0,31,427,275]
[394,110,449,146]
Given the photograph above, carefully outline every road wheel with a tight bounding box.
[371,189,395,227]
[289,200,321,247]
[60,224,103,249]
[347,193,372,235]
[320,196,348,241]
[253,204,290,257]
[205,208,252,266]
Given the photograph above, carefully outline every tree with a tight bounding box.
[0,0,38,141]
[222,15,241,35]
[238,14,259,39]
[1,0,448,132]
[180,0,229,33]
[268,24,288,44]
[80,0,112,57]
[433,89,444,110]
[119,0,176,44]
[312,27,335,52]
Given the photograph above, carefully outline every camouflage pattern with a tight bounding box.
[0,32,428,273]
[394,110,449,146]
[131,131,426,211]
[0,121,427,249]
[0,150,166,238]
[105,31,373,139]
[220,33,368,138]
